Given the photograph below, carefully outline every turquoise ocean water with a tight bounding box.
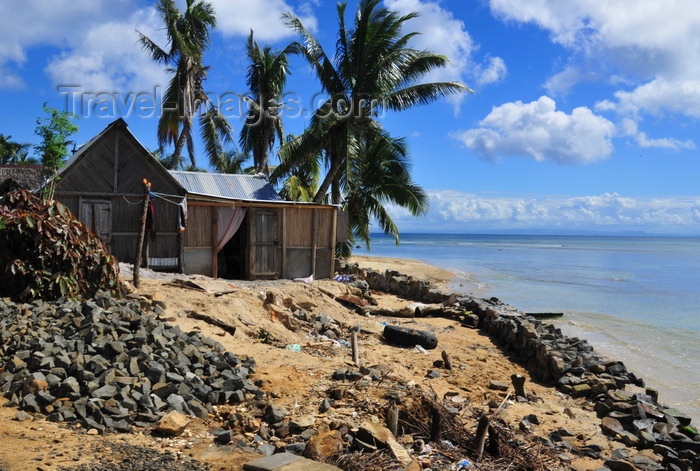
[354,233,700,424]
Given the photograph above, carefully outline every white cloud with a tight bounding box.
[384,0,506,107]
[0,0,136,89]
[544,66,599,97]
[488,0,700,79]
[0,67,24,90]
[619,117,695,151]
[452,96,615,164]
[46,8,168,94]
[634,133,695,151]
[0,0,317,92]
[211,0,318,41]
[474,56,508,88]
[597,78,700,118]
[388,190,700,234]
[488,0,700,151]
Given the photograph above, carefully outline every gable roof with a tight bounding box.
[60,118,126,172]
[169,171,282,202]
[56,118,184,196]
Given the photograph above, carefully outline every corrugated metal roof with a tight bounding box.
[169,171,282,202]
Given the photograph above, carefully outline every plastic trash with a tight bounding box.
[294,274,313,284]
[413,345,428,354]
[441,439,457,449]
[285,344,302,352]
[455,458,470,469]
[419,443,431,454]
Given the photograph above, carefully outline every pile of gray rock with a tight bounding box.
[0,291,258,434]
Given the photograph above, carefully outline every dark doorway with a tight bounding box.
[218,217,248,279]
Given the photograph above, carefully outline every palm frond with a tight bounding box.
[200,104,233,168]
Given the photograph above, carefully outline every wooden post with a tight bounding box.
[329,208,337,277]
[430,407,442,442]
[281,207,287,278]
[133,179,151,289]
[475,414,490,460]
[351,331,360,366]
[511,374,527,399]
[178,230,184,273]
[144,231,150,269]
[387,406,399,436]
[441,350,453,370]
[212,208,218,278]
[311,208,318,277]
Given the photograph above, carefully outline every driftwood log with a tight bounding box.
[186,311,237,336]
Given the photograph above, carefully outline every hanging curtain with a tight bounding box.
[216,206,247,254]
[178,197,187,232]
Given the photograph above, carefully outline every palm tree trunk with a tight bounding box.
[261,124,271,176]
[170,121,190,170]
[332,173,341,205]
[313,156,342,204]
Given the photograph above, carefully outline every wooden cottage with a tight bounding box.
[171,171,344,280]
[54,118,345,280]
[53,119,185,270]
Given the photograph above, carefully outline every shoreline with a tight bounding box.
[348,254,490,298]
[342,256,700,468]
[348,254,700,426]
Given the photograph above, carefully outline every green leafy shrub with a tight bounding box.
[0,189,119,301]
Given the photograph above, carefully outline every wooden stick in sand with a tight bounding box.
[351,331,360,366]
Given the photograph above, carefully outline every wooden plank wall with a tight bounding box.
[316,209,334,248]
[285,207,313,247]
[112,196,142,233]
[58,196,79,216]
[58,140,116,193]
[184,205,214,248]
[280,207,337,279]
[117,134,179,195]
[284,207,334,247]
[105,195,181,263]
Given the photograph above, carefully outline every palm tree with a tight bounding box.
[239,32,297,176]
[12,152,38,165]
[0,135,33,165]
[212,148,250,174]
[341,132,428,255]
[281,0,470,205]
[138,0,232,170]
[273,134,320,202]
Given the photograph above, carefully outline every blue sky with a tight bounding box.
[1,0,700,235]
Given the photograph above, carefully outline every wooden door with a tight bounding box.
[248,208,279,279]
[80,199,112,247]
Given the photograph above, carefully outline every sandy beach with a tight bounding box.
[348,255,488,297]
[0,256,673,470]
